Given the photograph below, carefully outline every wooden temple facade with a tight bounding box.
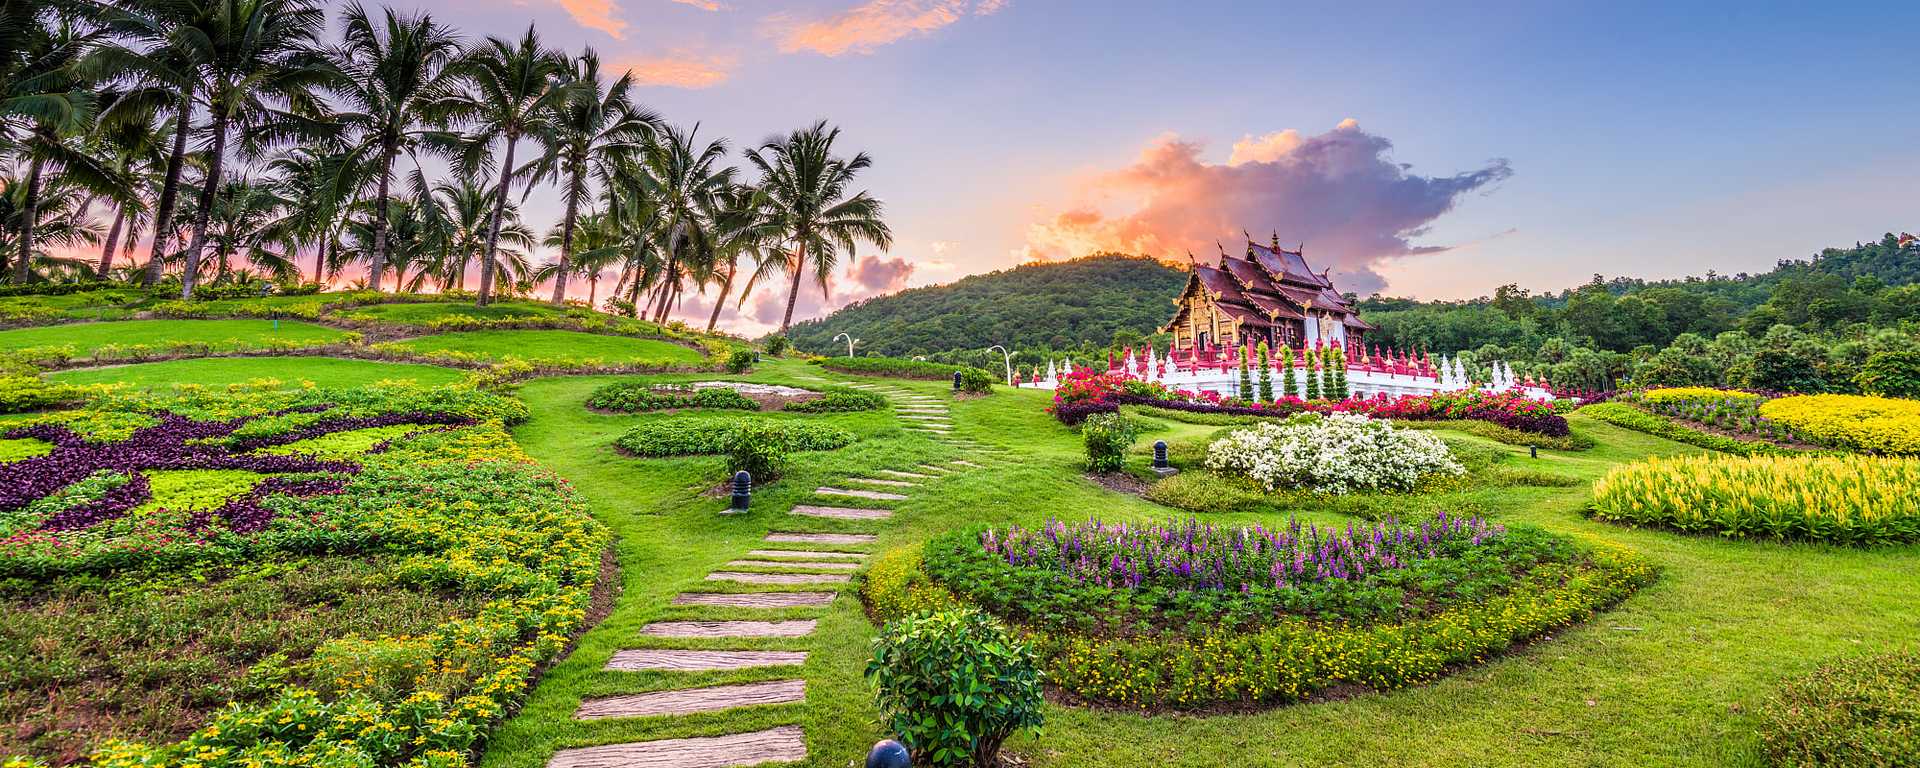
[1162,235,1373,353]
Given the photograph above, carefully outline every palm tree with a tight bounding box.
[86,95,171,278]
[439,26,573,306]
[702,183,780,332]
[173,0,336,299]
[0,172,102,281]
[175,177,297,283]
[1,13,117,282]
[746,120,893,333]
[617,123,732,322]
[261,146,349,284]
[525,49,657,305]
[329,2,461,292]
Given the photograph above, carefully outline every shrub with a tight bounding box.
[818,355,992,385]
[725,349,757,374]
[956,366,995,394]
[1080,412,1140,472]
[1761,394,1920,455]
[1590,454,1920,544]
[763,334,792,356]
[865,609,1044,768]
[724,420,792,481]
[1579,402,1786,456]
[614,417,856,458]
[784,387,887,413]
[1206,413,1464,494]
[585,381,760,413]
[1856,351,1920,399]
[1759,647,1920,768]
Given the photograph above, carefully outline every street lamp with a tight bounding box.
[832,332,859,357]
[986,345,1014,386]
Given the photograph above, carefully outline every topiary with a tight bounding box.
[865,608,1045,768]
[1080,412,1140,472]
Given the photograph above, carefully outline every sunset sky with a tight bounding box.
[385,0,1920,333]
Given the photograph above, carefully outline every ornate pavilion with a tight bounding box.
[1163,234,1373,353]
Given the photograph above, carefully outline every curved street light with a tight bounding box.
[832,332,859,357]
[986,345,1014,386]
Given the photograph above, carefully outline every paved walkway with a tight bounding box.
[546,379,1008,768]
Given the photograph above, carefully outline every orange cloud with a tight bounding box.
[670,0,724,10]
[1022,120,1511,294]
[612,51,735,88]
[769,0,1006,57]
[550,0,628,38]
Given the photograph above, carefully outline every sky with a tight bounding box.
[376,0,1920,335]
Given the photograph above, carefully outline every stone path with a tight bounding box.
[548,378,1012,767]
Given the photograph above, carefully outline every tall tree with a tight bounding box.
[618,123,731,322]
[746,120,892,333]
[1,12,115,282]
[329,2,461,292]
[702,183,778,332]
[172,0,336,299]
[525,49,656,305]
[439,27,571,306]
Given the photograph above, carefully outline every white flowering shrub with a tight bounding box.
[1204,412,1465,494]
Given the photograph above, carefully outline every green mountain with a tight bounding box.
[786,254,1187,358]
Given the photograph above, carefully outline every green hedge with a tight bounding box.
[783,387,887,413]
[1759,647,1920,767]
[614,417,855,457]
[585,382,760,413]
[1580,402,1787,456]
[816,356,993,387]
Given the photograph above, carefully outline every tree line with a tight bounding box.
[1,0,892,332]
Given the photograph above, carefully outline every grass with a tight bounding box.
[388,329,704,365]
[0,318,348,356]
[23,349,1920,767]
[335,300,569,324]
[46,357,465,389]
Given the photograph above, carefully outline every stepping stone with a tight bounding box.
[843,477,915,488]
[725,559,861,571]
[605,649,808,672]
[706,571,850,585]
[640,620,816,638]
[916,464,952,474]
[950,460,984,468]
[673,591,838,607]
[747,549,867,559]
[547,725,806,768]
[765,531,875,545]
[576,680,806,720]
[875,469,935,479]
[900,414,948,420]
[816,486,908,501]
[790,504,891,520]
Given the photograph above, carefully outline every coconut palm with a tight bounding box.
[616,123,732,322]
[438,26,573,306]
[328,2,461,291]
[2,14,118,282]
[701,183,780,332]
[175,177,297,283]
[85,95,172,277]
[525,49,657,305]
[0,171,102,281]
[261,146,350,284]
[745,120,893,333]
[172,0,337,299]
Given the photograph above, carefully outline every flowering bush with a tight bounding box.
[1760,394,1920,455]
[1591,454,1920,544]
[1205,413,1464,494]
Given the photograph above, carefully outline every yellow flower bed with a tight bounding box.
[1592,453,1920,544]
[1640,387,1760,405]
[1758,394,1920,455]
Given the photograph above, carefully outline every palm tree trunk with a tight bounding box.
[180,116,230,299]
[551,183,580,304]
[369,147,393,291]
[313,236,327,284]
[706,258,735,332]
[476,134,518,307]
[588,275,598,308]
[13,155,44,282]
[144,87,195,286]
[778,242,807,333]
[96,204,127,278]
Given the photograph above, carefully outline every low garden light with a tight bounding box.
[729,470,751,512]
[952,371,962,391]
[1152,439,1178,478]
[865,739,910,768]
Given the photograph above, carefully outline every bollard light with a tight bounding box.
[1153,440,1170,469]
[951,371,962,391]
[729,470,751,512]
[866,740,910,768]
[1530,445,1538,459]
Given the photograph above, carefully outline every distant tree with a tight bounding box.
[1855,350,1920,398]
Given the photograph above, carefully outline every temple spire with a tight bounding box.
[1271,231,1280,251]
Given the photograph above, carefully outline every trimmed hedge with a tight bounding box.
[1580,402,1787,456]
[783,387,887,413]
[613,417,855,457]
[1759,647,1920,768]
[816,356,993,386]
[585,382,760,413]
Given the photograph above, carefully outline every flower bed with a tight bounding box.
[1759,394,1920,456]
[613,417,856,457]
[585,381,762,412]
[1205,413,1465,494]
[1620,387,1800,444]
[1590,454,1920,544]
[865,516,1652,709]
[0,385,609,765]
[1579,402,1790,456]
[1048,370,1573,436]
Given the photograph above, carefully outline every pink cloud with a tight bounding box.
[768,0,1005,57]
[610,50,735,88]
[552,0,628,39]
[670,0,725,10]
[1022,120,1511,294]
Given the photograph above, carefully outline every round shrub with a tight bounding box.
[725,349,757,374]
[1759,647,1919,768]
[1080,412,1139,472]
[1205,413,1464,494]
[726,420,791,481]
[956,367,995,394]
[1591,454,1920,544]
[865,608,1044,768]
[763,334,792,356]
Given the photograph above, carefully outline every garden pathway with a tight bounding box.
[547,379,1010,768]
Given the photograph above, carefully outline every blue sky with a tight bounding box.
[391,0,1920,329]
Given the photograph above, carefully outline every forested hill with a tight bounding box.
[786,254,1187,357]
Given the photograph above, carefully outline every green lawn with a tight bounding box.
[388,329,705,365]
[0,319,348,356]
[47,356,464,390]
[337,300,569,324]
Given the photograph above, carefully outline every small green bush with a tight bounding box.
[956,367,995,395]
[1081,412,1140,472]
[866,609,1045,768]
[726,420,792,481]
[725,349,757,374]
[1759,647,1920,768]
[763,335,792,356]
[784,387,887,413]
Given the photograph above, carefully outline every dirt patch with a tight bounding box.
[1084,471,1152,496]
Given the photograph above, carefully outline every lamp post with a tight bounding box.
[832,332,859,357]
[986,345,1014,386]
